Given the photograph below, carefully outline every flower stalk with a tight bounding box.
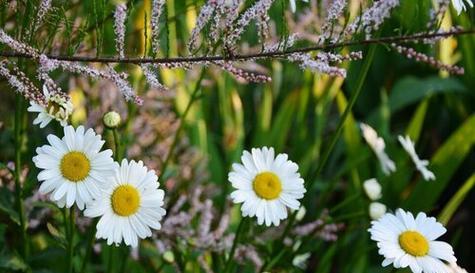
[223,217,248,273]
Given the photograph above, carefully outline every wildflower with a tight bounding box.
[360,123,396,175]
[228,147,305,226]
[103,111,121,129]
[151,0,166,53]
[27,85,73,128]
[398,135,435,181]
[446,262,468,273]
[84,159,166,247]
[452,0,473,14]
[32,126,115,209]
[292,252,311,269]
[345,0,400,38]
[187,0,215,52]
[369,209,457,273]
[113,3,127,58]
[363,178,382,200]
[289,0,308,13]
[163,251,175,263]
[369,202,386,220]
[35,0,52,29]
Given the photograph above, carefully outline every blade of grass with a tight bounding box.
[438,173,475,225]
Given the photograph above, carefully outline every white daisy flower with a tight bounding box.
[446,263,468,273]
[360,123,396,175]
[369,202,387,220]
[398,135,435,181]
[369,208,457,273]
[452,0,473,15]
[32,126,115,209]
[27,85,73,128]
[228,147,306,227]
[363,178,382,201]
[84,159,166,248]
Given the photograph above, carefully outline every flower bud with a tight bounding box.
[163,250,175,264]
[295,206,306,221]
[369,202,387,220]
[363,178,382,200]
[103,111,121,129]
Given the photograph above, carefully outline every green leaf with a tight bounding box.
[438,173,475,225]
[389,76,468,112]
[267,91,298,150]
[0,187,20,225]
[405,99,429,141]
[0,253,29,271]
[46,222,67,248]
[405,114,475,211]
[315,244,336,273]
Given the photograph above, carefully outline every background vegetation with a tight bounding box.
[0,0,474,272]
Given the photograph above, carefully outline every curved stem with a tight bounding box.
[118,245,129,273]
[112,129,121,162]
[0,29,473,64]
[263,44,378,273]
[159,69,206,182]
[223,217,247,273]
[308,44,377,186]
[79,218,99,273]
[66,207,75,273]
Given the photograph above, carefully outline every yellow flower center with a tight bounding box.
[111,185,141,216]
[47,101,62,115]
[60,151,91,182]
[46,95,72,121]
[253,171,282,200]
[399,231,429,257]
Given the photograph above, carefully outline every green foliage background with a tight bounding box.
[0,0,474,272]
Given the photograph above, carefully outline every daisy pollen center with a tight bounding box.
[253,171,282,200]
[111,185,141,216]
[398,231,429,257]
[60,151,91,182]
[47,101,62,115]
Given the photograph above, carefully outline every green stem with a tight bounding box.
[79,219,99,273]
[112,129,121,161]
[106,246,114,273]
[223,217,247,273]
[308,44,377,187]
[329,193,362,214]
[159,69,206,182]
[264,44,377,273]
[13,94,28,259]
[118,245,129,273]
[259,247,287,273]
[67,208,75,273]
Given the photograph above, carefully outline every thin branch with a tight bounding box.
[1,28,474,64]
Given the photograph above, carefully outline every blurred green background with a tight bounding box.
[0,0,474,272]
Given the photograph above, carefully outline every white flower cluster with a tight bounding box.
[360,123,436,181]
[360,123,396,175]
[151,0,166,53]
[346,0,400,38]
[398,135,435,181]
[225,0,275,51]
[288,53,348,78]
[33,125,166,247]
[113,4,127,58]
[363,178,386,220]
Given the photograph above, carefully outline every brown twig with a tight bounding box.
[0,28,474,64]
